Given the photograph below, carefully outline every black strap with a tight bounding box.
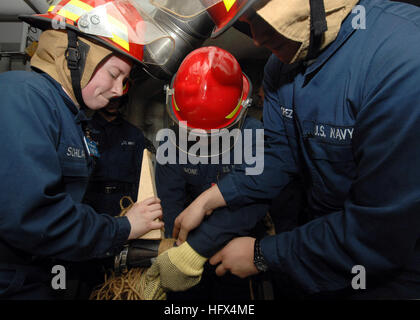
[66,30,88,111]
[307,0,328,60]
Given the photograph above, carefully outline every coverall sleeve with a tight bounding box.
[217,56,299,209]
[260,30,420,294]
[187,119,271,257]
[0,80,130,261]
[155,162,186,238]
[188,204,269,258]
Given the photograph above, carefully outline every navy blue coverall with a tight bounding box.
[83,112,145,217]
[156,116,269,300]
[0,71,130,299]
[217,0,420,298]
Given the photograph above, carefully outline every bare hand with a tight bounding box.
[172,196,210,245]
[209,237,259,278]
[173,185,226,245]
[125,197,163,239]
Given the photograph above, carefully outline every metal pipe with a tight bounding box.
[25,0,50,13]
[0,52,27,57]
[22,0,41,14]
[0,16,21,22]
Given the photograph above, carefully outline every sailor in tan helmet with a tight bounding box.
[146,0,420,299]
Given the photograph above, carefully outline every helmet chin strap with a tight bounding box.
[65,30,89,110]
[169,108,248,159]
[307,0,328,60]
[100,109,120,118]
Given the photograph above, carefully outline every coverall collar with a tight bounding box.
[301,0,372,86]
[94,111,124,126]
[39,72,89,125]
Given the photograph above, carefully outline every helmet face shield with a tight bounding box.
[151,0,223,18]
[23,0,175,65]
[167,117,247,160]
[151,0,258,37]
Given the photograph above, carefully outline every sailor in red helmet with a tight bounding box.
[145,46,268,300]
[0,0,174,299]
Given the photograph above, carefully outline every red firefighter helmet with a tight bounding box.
[166,46,251,131]
[151,0,260,38]
[19,0,175,66]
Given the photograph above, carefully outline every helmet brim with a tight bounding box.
[19,14,147,66]
[211,0,259,38]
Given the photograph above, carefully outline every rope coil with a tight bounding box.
[90,196,172,300]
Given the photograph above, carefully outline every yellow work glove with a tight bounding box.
[143,241,207,300]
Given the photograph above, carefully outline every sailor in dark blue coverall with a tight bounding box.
[0,2,165,300]
[155,46,269,300]
[165,0,420,299]
[83,93,145,217]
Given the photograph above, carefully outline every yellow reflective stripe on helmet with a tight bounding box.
[111,33,129,51]
[107,14,129,51]
[173,96,180,111]
[107,13,127,34]
[53,0,130,51]
[48,6,55,12]
[57,0,93,22]
[56,8,80,22]
[223,0,236,12]
[68,0,93,13]
[225,91,243,119]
